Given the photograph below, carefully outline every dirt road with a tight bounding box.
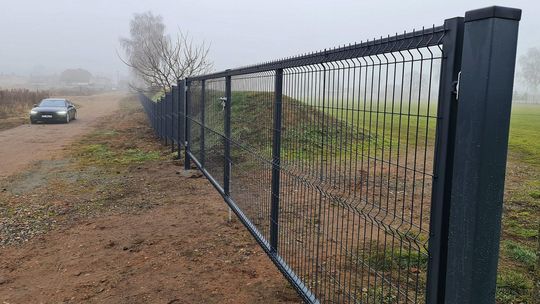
[0,96,300,303]
[0,92,123,178]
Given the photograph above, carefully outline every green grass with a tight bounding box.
[368,247,429,272]
[508,104,540,166]
[505,219,539,239]
[77,143,161,166]
[501,240,537,269]
[200,91,363,163]
[498,103,540,304]
[496,271,534,303]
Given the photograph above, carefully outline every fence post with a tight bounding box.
[170,91,174,152]
[153,98,156,135]
[184,80,192,170]
[224,74,232,196]
[200,80,206,168]
[173,85,180,156]
[165,93,169,146]
[426,16,464,304]
[270,69,283,252]
[158,97,161,139]
[178,80,185,154]
[160,96,164,142]
[442,6,521,304]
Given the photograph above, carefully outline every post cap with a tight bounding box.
[465,6,521,22]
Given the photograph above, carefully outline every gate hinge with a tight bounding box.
[452,71,461,100]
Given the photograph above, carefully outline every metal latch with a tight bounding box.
[219,97,227,111]
[452,71,461,100]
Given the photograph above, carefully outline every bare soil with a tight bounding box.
[0,92,122,178]
[0,95,300,303]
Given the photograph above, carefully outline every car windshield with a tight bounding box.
[39,99,66,107]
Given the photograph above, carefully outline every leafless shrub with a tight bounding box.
[0,89,50,118]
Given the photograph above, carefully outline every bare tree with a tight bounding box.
[519,47,540,96]
[119,12,212,92]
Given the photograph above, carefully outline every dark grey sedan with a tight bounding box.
[30,98,77,124]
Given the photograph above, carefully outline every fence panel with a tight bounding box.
[139,6,521,304]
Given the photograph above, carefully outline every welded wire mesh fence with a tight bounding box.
[139,7,521,304]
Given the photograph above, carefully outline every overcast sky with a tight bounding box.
[0,0,537,79]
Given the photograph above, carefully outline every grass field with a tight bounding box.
[497,103,539,303]
[324,101,540,303]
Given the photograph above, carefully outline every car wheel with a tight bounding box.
[65,114,70,124]
[73,112,77,120]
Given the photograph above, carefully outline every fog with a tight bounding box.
[0,0,537,81]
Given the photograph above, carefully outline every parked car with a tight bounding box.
[30,98,77,124]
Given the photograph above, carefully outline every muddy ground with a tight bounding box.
[0,94,300,303]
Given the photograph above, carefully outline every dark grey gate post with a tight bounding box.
[443,6,521,304]
[184,80,192,170]
[426,16,464,304]
[270,69,283,252]
[224,75,232,196]
[200,80,206,168]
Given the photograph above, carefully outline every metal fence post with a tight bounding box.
[158,97,161,139]
[270,69,283,252]
[160,96,164,141]
[164,95,167,145]
[172,85,180,156]
[152,100,156,134]
[165,94,169,146]
[443,6,521,304]
[224,74,232,196]
[426,16,464,304]
[178,79,185,152]
[184,80,192,170]
[200,80,206,168]
[170,91,174,152]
